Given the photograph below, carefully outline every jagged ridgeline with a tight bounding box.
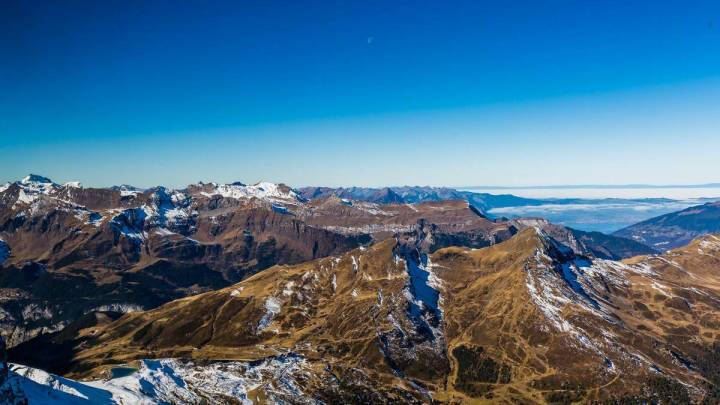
[0,175,650,350]
[7,226,720,403]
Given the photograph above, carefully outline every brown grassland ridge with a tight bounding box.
[13,230,720,403]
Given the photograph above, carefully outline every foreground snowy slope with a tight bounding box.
[2,355,315,404]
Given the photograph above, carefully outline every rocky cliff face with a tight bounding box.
[12,229,720,403]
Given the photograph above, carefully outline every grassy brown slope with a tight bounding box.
[64,239,443,399]
[430,230,606,403]
[431,231,720,403]
[38,231,720,403]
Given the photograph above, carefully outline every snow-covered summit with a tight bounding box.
[63,181,82,188]
[200,181,302,203]
[20,174,54,185]
[8,174,59,205]
[19,174,57,193]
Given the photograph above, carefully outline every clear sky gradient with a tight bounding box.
[2,1,719,188]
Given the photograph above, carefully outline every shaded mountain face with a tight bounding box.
[614,201,720,250]
[15,229,720,403]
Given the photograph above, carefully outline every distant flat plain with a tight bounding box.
[461,187,720,233]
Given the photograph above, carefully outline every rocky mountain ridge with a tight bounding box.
[298,185,544,212]
[0,175,363,347]
[614,201,720,250]
[0,175,655,351]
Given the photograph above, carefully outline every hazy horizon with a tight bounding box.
[3,172,720,201]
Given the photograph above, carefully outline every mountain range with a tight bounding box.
[297,186,692,214]
[0,175,659,349]
[297,186,544,211]
[2,174,720,403]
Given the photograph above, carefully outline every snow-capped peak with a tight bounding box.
[13,174,58,203]
[253,181,298,198]
[201,181,301,203]
[63,181,82,188]
[110,184,143,197]
[21,174,53,185]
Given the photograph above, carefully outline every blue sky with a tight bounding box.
[1,1,719,188]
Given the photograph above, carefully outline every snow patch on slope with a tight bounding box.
[4,354,313,404]
[258,297,282,331]
[86,303,145,314]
